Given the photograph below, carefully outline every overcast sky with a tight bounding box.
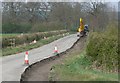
[0,0,119,2]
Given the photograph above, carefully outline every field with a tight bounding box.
[51,52,118,81]
[1,31,69,56]
[1,33,20,37]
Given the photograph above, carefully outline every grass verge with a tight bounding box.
[49,50,118,81]
[2,34,69,56]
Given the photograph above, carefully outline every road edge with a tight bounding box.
[20,36,80,82]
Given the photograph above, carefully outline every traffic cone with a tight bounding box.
[24,51,29,65]
[54,45,58,55]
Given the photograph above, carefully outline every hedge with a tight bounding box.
[86,26,118,72]
[2,30,67,48]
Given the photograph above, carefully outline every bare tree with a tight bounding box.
[82,1,109,31]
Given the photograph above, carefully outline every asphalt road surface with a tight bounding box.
[1,34,79,82]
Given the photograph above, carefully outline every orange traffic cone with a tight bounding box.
[24,51,29,65]
[54,45,58,55]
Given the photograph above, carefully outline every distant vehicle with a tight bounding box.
[84,24,89,35]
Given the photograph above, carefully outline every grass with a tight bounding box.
[1,33,21,38]
[2,30,68,48]
[50,51,118,81]
[1,30,67,38]
[2,34,69,56]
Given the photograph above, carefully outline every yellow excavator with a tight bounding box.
[77,18,89,37]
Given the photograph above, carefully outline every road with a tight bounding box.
[21,37,85,81]
[1,34,79,81]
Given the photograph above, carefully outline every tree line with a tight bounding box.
[2,2,117,33]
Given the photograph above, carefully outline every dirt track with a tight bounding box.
[21,36,86,81]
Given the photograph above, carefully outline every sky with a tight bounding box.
[0,0,119,2]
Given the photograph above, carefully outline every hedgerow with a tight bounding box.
[2,30,67,48]
[86,25,118,72]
